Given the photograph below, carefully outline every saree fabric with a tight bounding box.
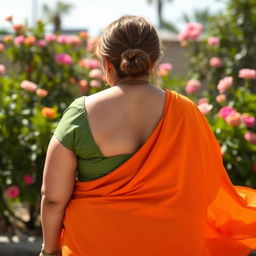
[60,89,256,256]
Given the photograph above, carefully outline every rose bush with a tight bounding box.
[166,0,256,187]
[0,18,106,231]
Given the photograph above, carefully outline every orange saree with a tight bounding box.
[60,89,256,256]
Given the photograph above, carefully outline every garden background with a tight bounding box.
[0,0,256,255]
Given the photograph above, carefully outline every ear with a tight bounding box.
[151,61,157,71]
[103,58,112,72]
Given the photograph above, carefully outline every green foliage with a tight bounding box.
[0,19,104,230]
[168,0,256,187]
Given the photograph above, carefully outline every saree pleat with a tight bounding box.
[61,89,256,256]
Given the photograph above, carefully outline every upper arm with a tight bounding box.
[41,136,77,205]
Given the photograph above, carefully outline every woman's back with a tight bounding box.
[84,84,167,157]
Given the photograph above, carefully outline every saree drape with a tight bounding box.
[60,89,256,256]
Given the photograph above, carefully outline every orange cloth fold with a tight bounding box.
[60,89,256,256]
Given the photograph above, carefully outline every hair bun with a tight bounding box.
[120,48,151,76]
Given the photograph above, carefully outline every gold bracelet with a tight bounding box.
[41,247,61,256]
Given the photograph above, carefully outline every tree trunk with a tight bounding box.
[158,0,164,28]
[53,15,61,33]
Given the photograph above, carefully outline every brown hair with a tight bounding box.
[96,15,161,78]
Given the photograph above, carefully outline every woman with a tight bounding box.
[40,16,256,256]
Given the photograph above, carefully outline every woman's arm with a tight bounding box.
[40,136,77,254]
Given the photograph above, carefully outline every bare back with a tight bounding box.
[84,84,166,157]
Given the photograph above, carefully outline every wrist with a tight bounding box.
[40,246,61,256]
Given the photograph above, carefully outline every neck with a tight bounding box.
[115,75,149,86]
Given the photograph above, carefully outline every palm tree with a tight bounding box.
[42,1,73,33]
[146,0,178,33]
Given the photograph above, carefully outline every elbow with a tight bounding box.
[41,190,69,208]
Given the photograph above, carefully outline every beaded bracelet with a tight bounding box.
[40,247,61,256]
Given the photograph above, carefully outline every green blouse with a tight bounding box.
[54,96,133,182]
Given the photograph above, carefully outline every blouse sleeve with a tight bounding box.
[53,99,83,151]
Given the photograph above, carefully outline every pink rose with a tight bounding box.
[241,114,256,128]
[79,58,100,69]
[244,131,256,144]
[216,94,226,103]
[36,88,48,97]
[5,186,20,199]
[198,98,208,105]
[87,38,98,52]
[68,35,82,45]
[78,80,88,92]
[20,80,38,92]
[0,43,5,52]
[218,106,236,119]
[12,23,24,31]
[57,35,70,44]
[24,36,37,46]
[36,40,47,47]
[197,103,213,115]
[90,80,101,88]
[185,79,201,94]
[178,22,203,41]
[207,37,220,46]
[23,174,35,185]
[45,34,57,42]
[0,64,6,75]
[225,112,241,126]
[252,163,256,173]
[217,76,233,93]
[209,57,223,67]
[158,63,173,76]
[238,69,256,79]
[89,69,103,80]
[14,35,25,46]
[55,53,73,65]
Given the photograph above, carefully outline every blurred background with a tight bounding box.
[0,1,256,255]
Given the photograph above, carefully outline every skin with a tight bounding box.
[40,58,166,255]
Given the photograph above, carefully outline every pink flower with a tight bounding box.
[241,114,256,128]
[57,35,70,44]
[36,88,48,97]
[89,69,103,79]
[225,112,241,126]
[252,163,256,173]
[198,98,208,105]
[36,40,47,47]
[217,76,233,93]
[45,34,57,42]
[79,58,100,69]
[12,23,24,31]
[87,38,98,52]
[216,94,226,103]
[5,186,20,199]
[158,63,173,76]
[185,79,201,94]
[209,57,223,67]
[0,43,5,52]
[218,106,236,119]
[207,37,220,46]
[68,35,82,45]
[90,80,102,88]
[55,53,73,65]
[14,35,25,46]
[0,64,6,75]
[197,103,213,115]
[178,22,203,41]
[23,174,35,185]
[20,80,37,92]
[238,69,256,79]
[78,80,88,92]
[244,131,256,144]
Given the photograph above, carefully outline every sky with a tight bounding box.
[0,0,226,36]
